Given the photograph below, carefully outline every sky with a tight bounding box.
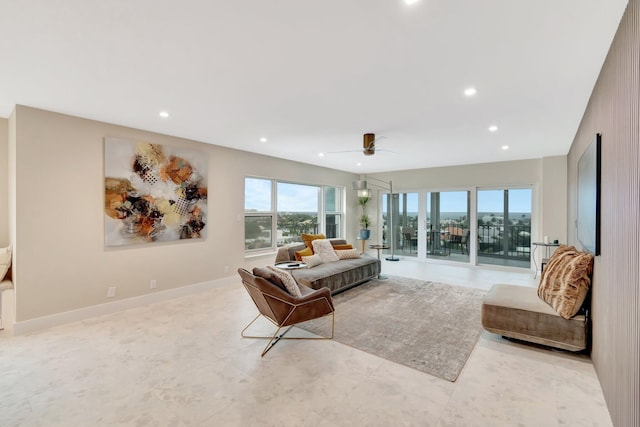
[245,178,320,212]
[392,189,532,214]
[246,178,532,214]
[244,178,272,211]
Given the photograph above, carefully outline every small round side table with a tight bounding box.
[369,244,389,260]
[369,244,389,279]
[274,262,308,270]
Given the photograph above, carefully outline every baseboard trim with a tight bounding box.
[12,276,238,336]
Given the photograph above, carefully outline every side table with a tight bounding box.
[369,244,389,279]
[274,262,308,270]
[532,242,561,278]
[356,236,370,254]
[369,244,389,260]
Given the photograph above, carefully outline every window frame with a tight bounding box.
[244,176,344,253]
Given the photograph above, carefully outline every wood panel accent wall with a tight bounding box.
[567,1,639,426]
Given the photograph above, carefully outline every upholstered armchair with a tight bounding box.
[237,268,335,356]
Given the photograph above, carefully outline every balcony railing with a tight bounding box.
[477,224,531,259]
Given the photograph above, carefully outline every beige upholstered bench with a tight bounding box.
[482,284,588,351]
[482,245,593,352]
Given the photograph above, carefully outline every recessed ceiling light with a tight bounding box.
[318,152,325,157]
[489,125,499,132]
[404,0,421,5]
[356,162,362,167]
[259,137,268,143]
[501,145,509,151]
[159,111,169,119]
[464,87,477,97]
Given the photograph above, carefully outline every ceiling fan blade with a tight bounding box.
[324,149,363,154]
[376,148,398,154]
[325,134,392,156]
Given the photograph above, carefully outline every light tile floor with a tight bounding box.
[0,257,612,426]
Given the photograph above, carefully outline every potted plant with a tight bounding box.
[358,196,371,240]
[359,214,371,239]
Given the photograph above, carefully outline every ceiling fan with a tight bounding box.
[325,133,392,156]
[362,133,377,156]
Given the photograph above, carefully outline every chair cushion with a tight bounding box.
[538,245,593,319]
[252,266,287,292]
[266,265,302,297]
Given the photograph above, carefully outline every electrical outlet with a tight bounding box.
[223,265,229,274]
[107,287,116,298]
[150,279,157,289]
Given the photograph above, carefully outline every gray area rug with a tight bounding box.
[298,276,487,382]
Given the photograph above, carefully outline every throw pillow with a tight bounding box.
[311,239,340,263]
[266,265,302,297]
[301,254,323,268]
[331,244,354,251]
[294,247,313,261]
[301,233,326,252]
[0,245,11,281]
[538,245,594,319]
[335,249,360,260]
[252,266,287,292]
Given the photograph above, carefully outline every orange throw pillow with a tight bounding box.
[332,243,353,250]
[294,247,313,261]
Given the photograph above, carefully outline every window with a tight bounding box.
[277,182,319,245]
[244,178,274,250]
[324,186,342,239]
[244,177,343,251]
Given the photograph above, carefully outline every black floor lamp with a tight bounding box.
[352,177,399,261]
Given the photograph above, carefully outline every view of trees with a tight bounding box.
[277,213,318,244]
[245,212,319,249]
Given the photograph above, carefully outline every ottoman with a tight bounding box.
[481,284,588,351]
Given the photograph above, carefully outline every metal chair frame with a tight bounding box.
[239,272,335,357]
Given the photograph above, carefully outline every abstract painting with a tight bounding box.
[104,137,208,247]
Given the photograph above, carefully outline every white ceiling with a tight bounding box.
[0,0,628,173]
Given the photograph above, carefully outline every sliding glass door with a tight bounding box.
[477,188,531,268]
[382,192,418,257]
[375,187,532,270]
[426,191,470,263]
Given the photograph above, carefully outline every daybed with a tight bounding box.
[275,238,380,294]
[482,245,593,352]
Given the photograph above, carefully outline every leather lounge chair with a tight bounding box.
[237,268,335,356]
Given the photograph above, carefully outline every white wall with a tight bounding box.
[0,117,8,247]
[373,159,543,191]
[541,155,568,243]
[8,105,569,327]
[11,106,359,323]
